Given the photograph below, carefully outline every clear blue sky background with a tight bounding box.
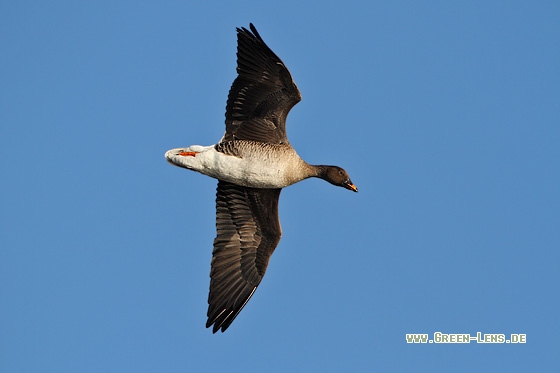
[2,1,559,372]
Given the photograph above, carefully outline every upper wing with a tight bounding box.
[223,23,302,144]
[207,180,282,333]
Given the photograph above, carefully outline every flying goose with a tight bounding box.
[165,24,357,333]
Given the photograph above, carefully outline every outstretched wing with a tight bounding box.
[207,180,282,333]
[223,23,302,144]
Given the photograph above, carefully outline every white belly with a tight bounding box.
[165,145,299,188]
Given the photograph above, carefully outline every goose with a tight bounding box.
[165,24,357,333]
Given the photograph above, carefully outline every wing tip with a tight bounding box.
[206,286,258,333]
[236,23,263,43]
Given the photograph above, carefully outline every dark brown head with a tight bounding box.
[319,166,358,192]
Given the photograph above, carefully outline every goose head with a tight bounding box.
[319,166,358,192]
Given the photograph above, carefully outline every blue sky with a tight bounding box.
[1,1,559,371]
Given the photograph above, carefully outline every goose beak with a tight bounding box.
[344,180,358,192]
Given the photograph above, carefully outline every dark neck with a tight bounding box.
[309,164,330,180]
